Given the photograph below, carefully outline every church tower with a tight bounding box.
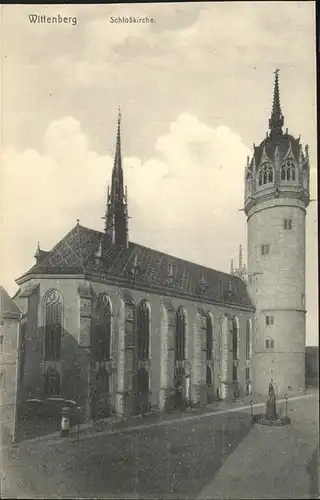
[244,70,310,398]
[105,109,129,247]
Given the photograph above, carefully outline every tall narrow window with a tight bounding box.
[44,289,62,361]
[265,338,270,349]
[137,300,150,360]
[206,313,213,361]
[175,307,186,361]
[92,294,112,362]
[258,164,273,186]
[281,160,296,182]
[232,317,239,361]
[246,319,252,359]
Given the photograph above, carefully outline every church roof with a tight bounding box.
[0,286,21,318]
[16,224,253,310]
[253,132,301,166]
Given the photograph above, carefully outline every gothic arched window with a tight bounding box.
[137,300,150,360]
[44,289,62,361]
[92,294,112,362]
[246,318,252,359]
[281,159,296,182]
[175,307,186,361]
[206,313,213,361]
[232,317,240,361]
[258,164,273,186]
[206,366,212,386]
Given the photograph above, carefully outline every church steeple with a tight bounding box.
[269,68,284,135]
[105,109,129,247]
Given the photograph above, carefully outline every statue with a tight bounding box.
[265,382,278,421]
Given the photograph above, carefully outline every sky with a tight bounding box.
[0,2,318,345]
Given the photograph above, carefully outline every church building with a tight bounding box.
[12,71,309,420]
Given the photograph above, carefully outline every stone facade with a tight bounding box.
[14,276,253,419]
[244,71,310,398]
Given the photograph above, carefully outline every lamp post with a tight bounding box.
[285,393,288,419]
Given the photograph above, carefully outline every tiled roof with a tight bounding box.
[17,224,253,309]
[0,286,21,317]
[252,133,302,167]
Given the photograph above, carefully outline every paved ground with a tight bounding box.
[1,391,318,499]
[198,391,319,499]
[2,410,253,499]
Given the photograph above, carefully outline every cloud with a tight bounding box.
[1,112,317,344]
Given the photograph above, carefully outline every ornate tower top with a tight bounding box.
[269,69,284,136]
[104,109,129,247]
[244,70,310,215]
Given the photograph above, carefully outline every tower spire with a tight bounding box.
[269,68,284,135]
[104,109,129,247]
[239,244,243,269]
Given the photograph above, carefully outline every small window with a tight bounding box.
[284,219,292,230]
[270,339,275,348]
[265,315,274,326]
[0,335,3,354]
[261,244,270,256]
[265,339,270,348]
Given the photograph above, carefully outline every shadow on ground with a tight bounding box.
[10,410,253,499]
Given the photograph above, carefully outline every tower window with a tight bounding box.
[265,338,270,348]
[270,339,275,348]
[261,244,270,255]
[281,160,296,182]
[258,164,273,186]
[266,315,274,326]
[284,219,292,230]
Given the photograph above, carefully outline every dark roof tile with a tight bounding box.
[17,225,253,309]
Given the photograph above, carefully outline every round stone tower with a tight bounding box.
[244,70,310,398]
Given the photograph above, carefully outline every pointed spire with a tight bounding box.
[239,244,243,269]
[104,109,129,248]
[115,106,122,173]
[269,68,284,135]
